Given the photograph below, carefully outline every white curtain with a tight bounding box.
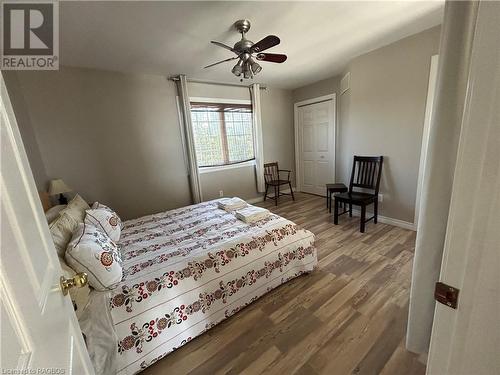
[175,75,203,203]
[406,1,478,355]
[250,83,265,193]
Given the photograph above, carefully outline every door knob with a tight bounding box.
[60,272,88,295]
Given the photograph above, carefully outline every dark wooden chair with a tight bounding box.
[333,156,384,233]
[264,162,295,206]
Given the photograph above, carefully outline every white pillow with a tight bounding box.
[65,223,123,291]
[58,256,90,319]
[85,208,121,242]
[60,194,90,223]
[91,202,122,228]
[49,212,79,257]
[45,204,67,223]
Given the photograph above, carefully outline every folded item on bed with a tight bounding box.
[217,197,247,211]
[235,206,270,223]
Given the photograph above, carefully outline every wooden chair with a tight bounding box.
[264,162,295,206]
[333,156,383,233]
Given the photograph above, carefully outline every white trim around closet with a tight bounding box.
[293,93,337,194]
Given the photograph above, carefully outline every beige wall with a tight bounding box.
[292,76,340,103]
[292,26,441,223]
[5,68,192,219]
[4,73,48,190]
[261,88,295,184]
[5,67,294,219]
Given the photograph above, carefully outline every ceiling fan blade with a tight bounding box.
[210,41,236,52]
[250,35,280,53]
[203,56,239,69]
[256,53,287,63]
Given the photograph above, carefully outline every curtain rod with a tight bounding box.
[168,76,267,90]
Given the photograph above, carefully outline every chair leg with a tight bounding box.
[264,184,269,201]
[349,203,353,217]
[326,188,329,208]
[333,198,339,225]
[289,182,295,201]
[374,200,378,224]
[274,185,278,206]
[360,205,366,233]
[329,193,332,213]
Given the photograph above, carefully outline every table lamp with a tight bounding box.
[48,179,72,205]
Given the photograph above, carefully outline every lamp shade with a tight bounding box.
[48,179,72,196]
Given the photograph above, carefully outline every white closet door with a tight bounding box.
[298,99,335,196]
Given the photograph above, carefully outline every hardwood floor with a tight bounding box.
[143,193,424,375]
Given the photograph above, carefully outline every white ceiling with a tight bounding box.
[60,1,444,89]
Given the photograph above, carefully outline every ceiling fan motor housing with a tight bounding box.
[234,39,254,53]
[234,19,251,34]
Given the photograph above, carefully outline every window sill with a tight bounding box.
[199,160,256,174]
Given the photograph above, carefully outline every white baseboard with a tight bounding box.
[350,209,416,231]
[246,192,416,231]
[245,188,293,205]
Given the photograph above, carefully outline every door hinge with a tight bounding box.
[434,282,459,309]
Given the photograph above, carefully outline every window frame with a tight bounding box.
[189,97,255,172]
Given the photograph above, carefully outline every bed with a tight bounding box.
[80,199,317,374]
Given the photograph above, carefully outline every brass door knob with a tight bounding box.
[60,272,88,295]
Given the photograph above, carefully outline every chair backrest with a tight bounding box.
[349,156,384,195]
[264,162,279,183]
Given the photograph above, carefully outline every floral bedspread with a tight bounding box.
[80,199,317,375]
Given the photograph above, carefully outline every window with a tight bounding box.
[190,102,254,168]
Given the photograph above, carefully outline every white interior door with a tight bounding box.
[426,2,500,374]
[0,74,94,373]
[296,97,335,196]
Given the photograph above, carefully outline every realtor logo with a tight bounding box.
[1,1,59,69]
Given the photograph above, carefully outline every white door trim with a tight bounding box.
[414,54,439,228]
[294,93,336,193]
[427,2,500,373]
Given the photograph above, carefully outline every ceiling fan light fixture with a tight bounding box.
[248,57,262,74]
[243,62,252,79]
[252,63,262,74]
[231,59,244,76]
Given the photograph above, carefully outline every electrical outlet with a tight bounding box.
[378,194,383,202]
[219,190,224,197]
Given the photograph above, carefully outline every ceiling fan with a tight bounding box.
[204,19,287,80]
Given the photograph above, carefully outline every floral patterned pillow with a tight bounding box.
[65,223,123,291]
[85,208,121,242]
[91,202,122,228]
